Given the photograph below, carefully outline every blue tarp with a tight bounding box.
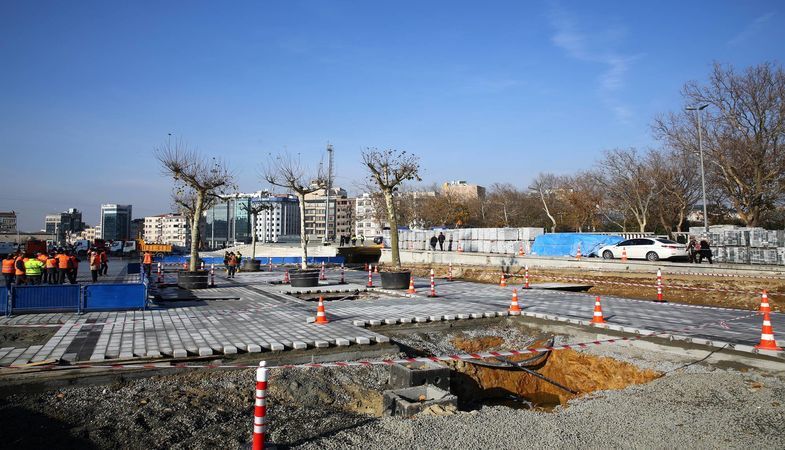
[530,233,624,257]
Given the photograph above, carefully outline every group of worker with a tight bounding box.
[2,248,107,289]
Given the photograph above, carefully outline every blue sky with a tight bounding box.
[1,0,784,230]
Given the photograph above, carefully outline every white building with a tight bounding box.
[143,214,188,247]
[253,194,300,243]
[355,193,385,237]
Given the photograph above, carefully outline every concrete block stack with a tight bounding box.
[390,227,544,255]
[690,225,785,265]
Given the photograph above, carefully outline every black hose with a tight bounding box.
[493,355,578,395]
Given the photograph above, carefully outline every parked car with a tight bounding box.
[598,238,688,262]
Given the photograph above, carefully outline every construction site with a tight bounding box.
[1,243,784,449]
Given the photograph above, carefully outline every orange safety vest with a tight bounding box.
[100,252,107,263]
[56,254,70,269]
[90,253,101,267]
[2,259,14,274]
[46,258,57,269]
[143,253,152,264]
[37,254,48,263]
[69,255,78,269]
[15,257,26,275]
[228,255,237,266]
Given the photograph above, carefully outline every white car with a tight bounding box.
[598,238,688,262]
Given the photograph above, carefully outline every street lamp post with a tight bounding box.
[686,104,710,234]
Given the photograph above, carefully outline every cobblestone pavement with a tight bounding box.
[1,267,783,367]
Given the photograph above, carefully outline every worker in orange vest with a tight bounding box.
[2,253,15,289]
[142,251,153,279]
[45,253,57,284]
[56,250,71,284]
[67,252,79,284]
[100,250,108,276]
[227,252,238,279]
[89,250,101,283]
[14,252,26,285]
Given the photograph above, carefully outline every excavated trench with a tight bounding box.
[366,324,663,414]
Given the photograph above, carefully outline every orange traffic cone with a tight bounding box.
[621,247,628,262]
[759,291,771,314]
[407,275,417,294]
[315,296,329,324]
[591,296,605,324]
[576,245,582,261]
[183,261,188,269]
[754,311,781,351]
[374,264,379,274]
[283,270,290,284]
[499,273,507,287]
[518,242,525,257]
[509,288,522,315]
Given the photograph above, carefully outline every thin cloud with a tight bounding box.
[728,12,775,46]
[547,2,639,123]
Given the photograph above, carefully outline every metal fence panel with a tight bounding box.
[12,285,81,313]
[84,283,146,311]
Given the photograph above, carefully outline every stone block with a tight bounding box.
[389,361,450,390]
[382,385,458,418]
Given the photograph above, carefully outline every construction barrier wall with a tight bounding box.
[11,285,81,313]
[83,284,147,312]
[387,228,545,254]
[5,284,147,315]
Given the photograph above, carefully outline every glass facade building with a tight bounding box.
[203,197,252,249]
[100,204,132,241]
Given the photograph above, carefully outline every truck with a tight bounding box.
[0,242,20,258]
[109,240,125,256]
[24,239,48,257]
[123,240,174,258]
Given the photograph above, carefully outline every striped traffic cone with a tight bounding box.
[523,265,530,289]
[621,247,628,262]
[499,273,507,287]
[656,268,665,302]
[283,270,290,284]
[576,245,582,261]
[754,311,781,351]
[509,288,521,315]
[252,361,268,450]
[518,242,525,256]
[759,291,771,314]
[315,296,329,324]
[340,264,345,284]
[447,262,453,282]
[407,275,417,294]
[319,261,327,280]
[591,296,605,324]
[367,266,373,287]
[374,264,379,274]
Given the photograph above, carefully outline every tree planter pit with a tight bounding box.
[178,270,210,289]
[289,268,321,288]
[380,270,411,290]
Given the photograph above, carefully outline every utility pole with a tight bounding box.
[686,104,710,234]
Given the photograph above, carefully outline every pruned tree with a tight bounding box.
[596,148,661,232]
[654,62,785,226]
[263,153,326,269]
[156,139,235,271]
[530,173,567,232]
[172,187,219,251]
[239,193,272,266]
[361,148,421,270]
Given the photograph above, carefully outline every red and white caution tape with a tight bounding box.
[1,311,761,371]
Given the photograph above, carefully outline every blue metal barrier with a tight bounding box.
[1,288,7,315]
[127,262,141,274]
[155,255,346,265]
[12,285,81,313]
[83,283,146,311]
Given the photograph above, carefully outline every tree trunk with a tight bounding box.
[189,191,204,272]
[297,192,308,269]
[384,190,401,269]
[251,212,257,262]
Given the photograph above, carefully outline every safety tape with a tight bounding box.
[0,311,760,371]
[514,273,781,296]
[666,270,784,280]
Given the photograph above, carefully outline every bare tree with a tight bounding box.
[172,187,219,251]
[596,148,660,232]
[263,153,326,270]
[648,148,701,232]
[361,148,421,270]
[239,193,272,268]
[156,140,235,271]
[654,62,785,226]
[530,173,566,232]
[561,172,605,232]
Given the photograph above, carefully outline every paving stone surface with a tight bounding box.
[1,267,783,366]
